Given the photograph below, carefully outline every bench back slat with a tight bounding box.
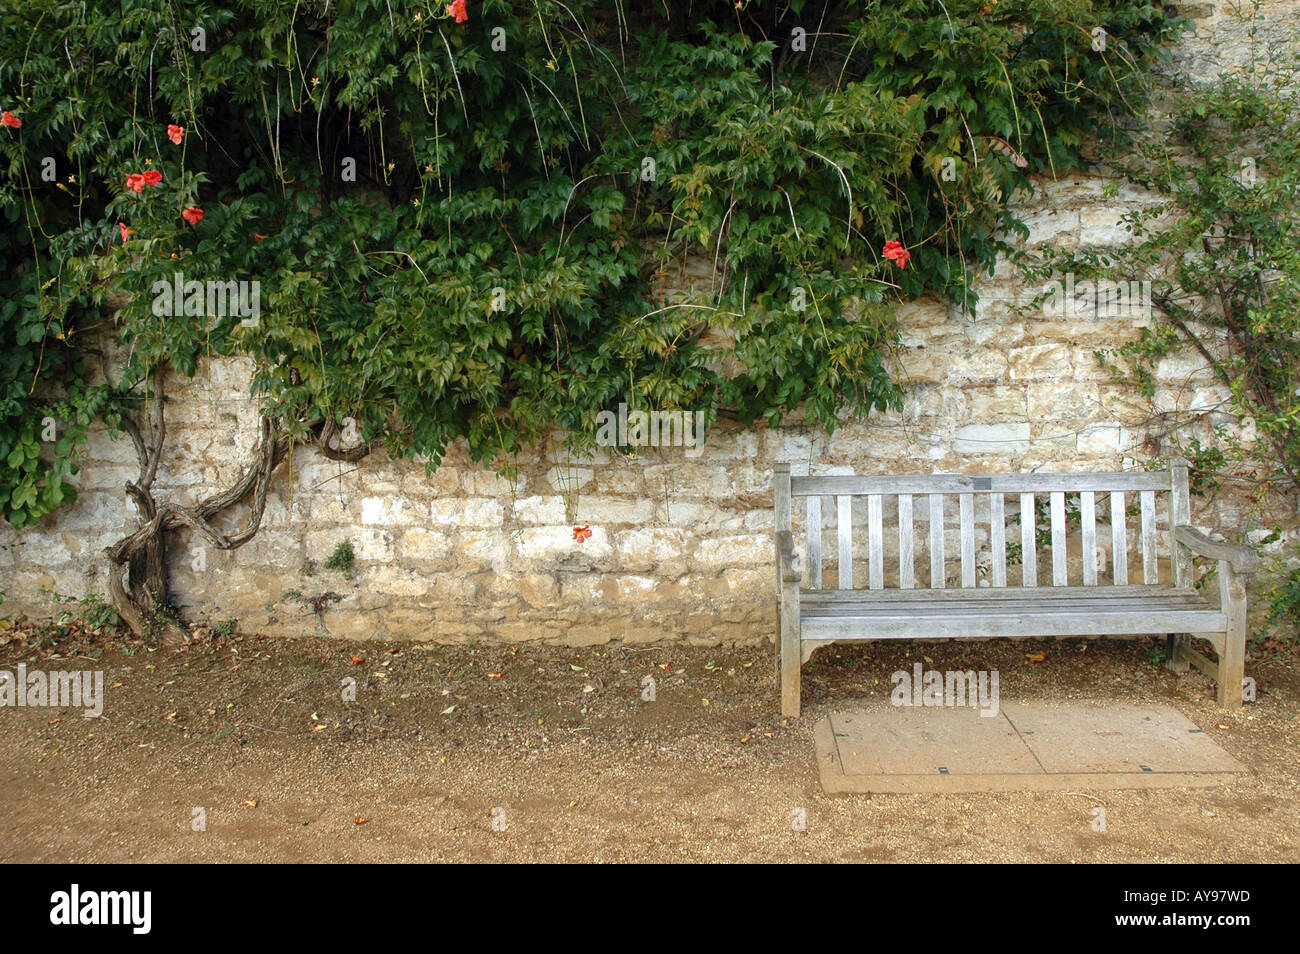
[898,494,915,589]
[1021,493,1038,587]
[929,493,945,588]
[1051,492,1068,586]
[1140,490,1158,584]
[837,495,853,590]
[867,494,884,590]
[1111,491,1128,586]
[959,493,976,588]
[1081,491,1098,586]
[990,493,1007,587]
[806,496,822,589]
[790,472,1170,496]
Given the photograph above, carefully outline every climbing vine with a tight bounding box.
[0,0,1181,634]
[1037,27,1300,639]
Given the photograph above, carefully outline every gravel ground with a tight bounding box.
[2,620,1297,863]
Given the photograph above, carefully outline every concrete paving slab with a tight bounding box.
[1001,702,1245,775]
[817,702,1247,795]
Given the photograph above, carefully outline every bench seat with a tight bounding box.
[800,585,1224,641]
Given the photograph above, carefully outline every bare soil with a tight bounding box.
[2,620,1298,863]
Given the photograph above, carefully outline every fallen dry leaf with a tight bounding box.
[1025,651,1046,662]
[242,797,259,808]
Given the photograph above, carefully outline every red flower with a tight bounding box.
[573,525,592,543]
[253,233,268,242]
[181,206,204,226]
[882,240,911,269]
[141,169,162,186]
[1,111,20,128]
[167,124,184,145]
[446,0,468,23]
[125,173,146,193]
[118,223,134,243]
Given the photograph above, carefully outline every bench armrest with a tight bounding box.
[776,530,803,583]
[1174,526,1260,574]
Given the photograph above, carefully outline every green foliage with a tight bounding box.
[49,590,120,630]
[325,540,355,576]
[1,0,1180,517]
[1048,29,1300,638]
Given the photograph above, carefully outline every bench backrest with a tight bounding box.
[773,463,1192,591]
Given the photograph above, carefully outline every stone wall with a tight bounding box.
[3,2,1298,644]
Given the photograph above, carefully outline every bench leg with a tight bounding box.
[779,588,801,718]
[1165,634,1190,673]
[1217,563,1247,709]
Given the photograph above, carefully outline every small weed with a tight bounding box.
[325,541,355,576]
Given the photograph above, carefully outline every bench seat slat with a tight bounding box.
[801,584,1206,605]
[802,609,1226,640]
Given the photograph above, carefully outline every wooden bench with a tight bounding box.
[772,461,1259,717]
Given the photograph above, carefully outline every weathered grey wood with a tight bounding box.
[1020,493,1037,587]
[898,494,914,590]
[1170,458,1192,589]
[780,570,802,717]
[867,494,883,590]
[1217,559,1247,709]
[1165,633,1191,673]
[801,583,1208,605]
[800,638,835,665]
[1051,492,1067,586]
[837,495,853,590]
[1111,491,1128,586]
[1081,491,1098,586]
[1174,526,1260,573]
[776,528,803,717]
[929,493,945,589]
[1140,490,1158,584]
[1176,642,1220,681]
[806,495,822,590]
[773,463,793,686]
[990,493,1007,588]
[803,608,1226,641]
[959,493,976,588]
[771,461,1249,718]
[790,472,1171,496]
[774,463,792,532]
